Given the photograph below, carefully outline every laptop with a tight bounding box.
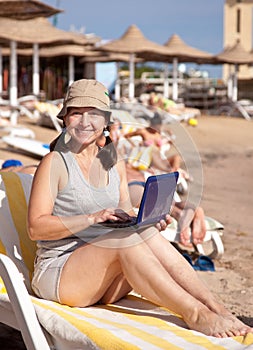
[101,171,179,229]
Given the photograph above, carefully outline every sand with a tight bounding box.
[0,114,252,348]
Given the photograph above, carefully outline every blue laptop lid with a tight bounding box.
[137,171,179,225]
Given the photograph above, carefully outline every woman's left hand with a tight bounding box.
[155,214,172,232]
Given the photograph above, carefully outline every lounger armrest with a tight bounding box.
[0,253,50,350]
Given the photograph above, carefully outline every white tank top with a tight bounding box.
[36,150,120,258]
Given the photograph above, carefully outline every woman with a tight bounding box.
[28,79,252,338]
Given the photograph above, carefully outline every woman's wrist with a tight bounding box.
[87,214,95,226]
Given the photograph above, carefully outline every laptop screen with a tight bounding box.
[137,172,179,225]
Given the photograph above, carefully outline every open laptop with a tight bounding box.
[101,171,179,229]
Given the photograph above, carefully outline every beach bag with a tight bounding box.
[128,145,153,171]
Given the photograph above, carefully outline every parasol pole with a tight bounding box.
[0,47,2,95]
[128,53,135,100]
[115,62,121,101]
[10,40,18,124]
[163,63,169,99]
[172,57,178,101]
[33,43,40,96]
[68,55,74,86]
[227,65,233,99]
[232,64,238,102]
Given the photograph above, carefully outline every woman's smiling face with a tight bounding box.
[64,107,107,146]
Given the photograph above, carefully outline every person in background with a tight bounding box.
[126,164,206,247]
[124,113,182,173]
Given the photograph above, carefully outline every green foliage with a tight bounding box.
[119,63,162,79]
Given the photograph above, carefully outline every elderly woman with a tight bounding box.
[28,79,252,338]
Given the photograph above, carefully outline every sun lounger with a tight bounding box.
[0,172,252,350]
[2,136,50,157]
[34,101,63,132]
[128,180,224,260]
[111,102,200,124]
[160,216,225,259]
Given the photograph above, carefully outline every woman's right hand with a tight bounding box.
[89,208,133,225]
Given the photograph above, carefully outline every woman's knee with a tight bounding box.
[100,274,132,304]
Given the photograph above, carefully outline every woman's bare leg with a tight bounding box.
[141,231,224,309]
[140,230,252,335]
[59,229,252,337]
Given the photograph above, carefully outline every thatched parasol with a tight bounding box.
[0,0,62,20]
[215,41,253,64]
[0,17,95,112]
[80,51,143,63]
[98,24,169,100]
[145,34,213,100]
[132,33,215,100]
[81,52,143,101]
[0,1,63,124]
[215,41,253,101]
[2,45,98,57]
[0,17,87,46]
[98,24,168,55]
[163,34,215,100]
[163,34,214,63]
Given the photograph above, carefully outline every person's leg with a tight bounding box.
[171,203,206,246]
[150,148,172,172]
[141,230,222,311]
[167,154,181,172]
[59,229,252,337]
[139,230,251,335]
[190,207,206,245]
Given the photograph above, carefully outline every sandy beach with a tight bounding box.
[0,113,252,348]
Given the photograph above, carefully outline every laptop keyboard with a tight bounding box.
[100,217,137,228]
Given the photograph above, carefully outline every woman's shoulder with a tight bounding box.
[34,151,68,190]
[40,150,62,163]
[37,151,68,174]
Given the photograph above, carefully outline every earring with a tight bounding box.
[103,129,110,137]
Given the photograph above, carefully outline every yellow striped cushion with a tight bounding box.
[0,281,251,350]
[0,172,252,349]
[0,172,35,289]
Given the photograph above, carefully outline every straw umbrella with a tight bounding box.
[97,24,169,100]
[0,0,63,123]
[132,33,214,100]
[13,44,98,87]
[0,17,88,121]
[163,34,214,100]
[215,41,253,101]
[80,51,143,101]
[0,0,62,19]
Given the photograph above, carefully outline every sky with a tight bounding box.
[44,0,225,85]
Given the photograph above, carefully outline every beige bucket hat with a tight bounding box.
[57,79,111,119]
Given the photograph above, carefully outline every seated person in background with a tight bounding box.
[126,164,206,247]
[148,92,200,118]
[124,114,188,177]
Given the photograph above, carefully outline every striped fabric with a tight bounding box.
[0,172,35,291]
[0,172,252,349]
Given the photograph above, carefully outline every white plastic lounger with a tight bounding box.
[0,172,252,350]
[2,136,50,157]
